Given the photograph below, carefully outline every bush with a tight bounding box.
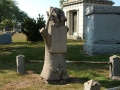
[21,14,45,42]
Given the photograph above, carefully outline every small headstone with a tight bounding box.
[109,55,120,79]
[16,54,26,74]
[84,79,101,90]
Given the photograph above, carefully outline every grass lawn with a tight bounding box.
[0,33,120,90]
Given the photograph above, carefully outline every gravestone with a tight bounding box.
[0,34,12,44]
[84,6,120,55]
[84,79,101,90]
[40,7,69,83]
[109,55,120,79]
[16,54,26,74]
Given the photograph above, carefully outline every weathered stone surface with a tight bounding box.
[109,55,120,79]
[63,0,114,7]
[40,7,69,81]
[0,34,12,44]
[84,79,101,90]
[49,26,68,53]
[16,54,26,74]
[86,6,120,16]
[84,44,120,55]
[84,6,120,55]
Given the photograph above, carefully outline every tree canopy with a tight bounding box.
[0,0,28,29]
[21,14,46,42]
[59,0,66,9]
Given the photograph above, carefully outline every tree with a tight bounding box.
[59,0,66,9]
[21,14,46,42]
[0,0,28,29]
[0,0,15,23]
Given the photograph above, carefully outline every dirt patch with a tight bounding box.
[1,73,82,90]
[1,74,45,90]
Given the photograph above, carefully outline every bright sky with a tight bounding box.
[16,0,120,19]
[16,0,60,19]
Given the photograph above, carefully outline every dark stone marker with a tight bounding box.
[109,55,120,79]
[16,54,26,74]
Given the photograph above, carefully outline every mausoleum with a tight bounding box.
[63,0,114,39]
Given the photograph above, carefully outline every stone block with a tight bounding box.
[0,34,12,44]
[48,26,68,53]
[84,43,120,55]
[84,6,120,55]
[109,55,120,79]
[16,54,26,74]
[84,79,101,90]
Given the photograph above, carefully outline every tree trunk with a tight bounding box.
[40,26,69,82]
[39,7,69,83]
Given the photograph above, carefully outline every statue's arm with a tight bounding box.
[39,28,47,43]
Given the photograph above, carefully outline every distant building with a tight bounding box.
[63,0,114,39]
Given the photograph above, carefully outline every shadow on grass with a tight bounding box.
[99,79,120,88]
[46,77,89,85]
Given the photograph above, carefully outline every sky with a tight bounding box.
[16,0,60,19]
[16,0,120,19]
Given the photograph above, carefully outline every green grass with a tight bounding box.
[0,34,120,90]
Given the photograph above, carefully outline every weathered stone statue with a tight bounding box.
[39,7,69,83]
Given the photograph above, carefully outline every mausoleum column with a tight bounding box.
[77,9,79,36]
[67,11,70,35]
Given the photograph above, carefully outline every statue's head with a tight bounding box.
[46,7,67,27]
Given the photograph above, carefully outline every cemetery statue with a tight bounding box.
[39,6,69,83]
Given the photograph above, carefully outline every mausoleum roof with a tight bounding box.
[63,0,114,7]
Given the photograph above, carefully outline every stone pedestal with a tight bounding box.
[109,55,120,79]
[84,6,120,55]
[16,54,26,74]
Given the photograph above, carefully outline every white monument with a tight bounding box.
[63,0,114,39]
[84,6,120,55]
